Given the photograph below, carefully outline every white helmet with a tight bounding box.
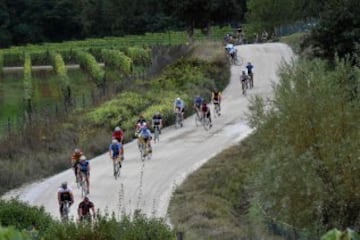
[176,97,181,101]
[80,155,86,161]
[114,126,121,131]
[112,139,118,143]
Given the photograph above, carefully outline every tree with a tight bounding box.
[248,59,360,233]
[302,0,360,62]
[160,0,244,38]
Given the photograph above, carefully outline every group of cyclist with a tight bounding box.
[240,62,254,94]
[57,181,95,222]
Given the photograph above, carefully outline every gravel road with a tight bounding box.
[2,43,294,222]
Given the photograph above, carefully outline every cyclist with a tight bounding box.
[112,126,124,144]
[138,123,152,155]
[135,114,147,137]
[78,155,90,194]
[193,95,203,113]
[246,62,254,88]
[57,182,74,218]
[200,101,212,128]
[152,111,163,134]
[240,71,249,94]
[71,148,83,182]
[78,196,95,223]
[211,89,222,114]
[225,43,237,62]
[109,139,123,167]
[174,97,185,123]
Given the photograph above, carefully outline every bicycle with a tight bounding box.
[248,73,254,89]
[194,110,202,127]
[113,156,122,180]
[138,138,151,161]
[201,114,211,131]
[175,110,183,128]
[60,200,71,222]
[153,125,160,143]
[213,103,221,117]
[241,80,247,96]
[79,172,88,197]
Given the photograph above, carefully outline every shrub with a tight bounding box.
[101,49,133,75]
[75,50,105,86]
[0,199,54,233]
[23,53,32,101]
[126,47,151,66]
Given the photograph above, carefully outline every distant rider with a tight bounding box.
[78,196,95,223]
[193,95,204,113]
[201,101,213,128]
[135,114,147,137]
[71,148,83,182]
[57,182,74,218]
[112,126,124,144]
[152,111,163,134]
[78,155,90,194]
[240,70,249,92]
[225,43,237,61]
[174,97,185,123]
[245,62,254,88]
[211,89,222,113]
[138,123,152,154]
[109,139,124,168]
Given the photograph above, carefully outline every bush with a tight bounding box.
[0,199,54,233]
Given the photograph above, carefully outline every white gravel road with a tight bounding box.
[2,43,294,222]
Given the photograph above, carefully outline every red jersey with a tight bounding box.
[112,130,124,140]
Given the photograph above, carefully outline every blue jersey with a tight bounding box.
[175,100,184,109]
[79,160,89,172]
[246,64,254,74]
[194,96,203,105]
[139,128,151,138]
[109,142,122,156]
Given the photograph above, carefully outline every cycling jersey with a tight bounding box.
[201,105,209,113]
[58,187,73,201]
[139,128,151,138]
[246,64,254,75]
[194,96,203,105]
[152,115,162,126]
[72,152,82,162]
[112,130,123,142]
[240,74,248,82]
[109,142,122,157]
[175,100,184,109]
[78,161,89,173]
[78,200,94,215]
[212,92,221,101]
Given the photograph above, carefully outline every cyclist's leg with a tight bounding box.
[85,171,90,194]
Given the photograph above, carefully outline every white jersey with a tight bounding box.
[58,187,73,194]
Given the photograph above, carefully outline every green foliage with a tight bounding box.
[0,226,33,240]
[50,52,70,85]
[302,0,360,62]
[42,211,175,240]
[101,49,133,75]
[247,58,360,233]
[321,228,360,240]
[125,47,151,66]
[30,50,50,65]
[0,199,54,233]
[23,53,32,100]
[75,50,105,86]
[0,52,3,74]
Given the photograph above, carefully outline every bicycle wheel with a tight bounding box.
[202,117,211,131]
[175,112,182,128]
[81,173,87,197]
[113,160,121,179]
[140,142,146,161]
[154,126,160,143]
[242,81,247,96]
[195,112,201,127]
[61,202,69,222]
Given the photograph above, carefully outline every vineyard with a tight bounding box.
[0,27,231,136]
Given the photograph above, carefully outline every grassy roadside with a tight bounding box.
[168,135,284,240]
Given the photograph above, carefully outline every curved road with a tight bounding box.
[2,43,294,222]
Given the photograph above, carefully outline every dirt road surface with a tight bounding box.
[2,43,294,222]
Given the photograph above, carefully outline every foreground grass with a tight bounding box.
[168,135,284,240]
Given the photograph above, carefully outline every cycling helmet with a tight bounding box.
[74,148,80,153]
[114,126,121,131]
[84,196,89,201]
[176,97,181,101]
[242,70,246,74]
[80,155,86,161]
[142,122,147,127]
[202,100,207,105]
[61,182,67,189]
[112,139,118,144]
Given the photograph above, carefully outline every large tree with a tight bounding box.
[161,0,244,38]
